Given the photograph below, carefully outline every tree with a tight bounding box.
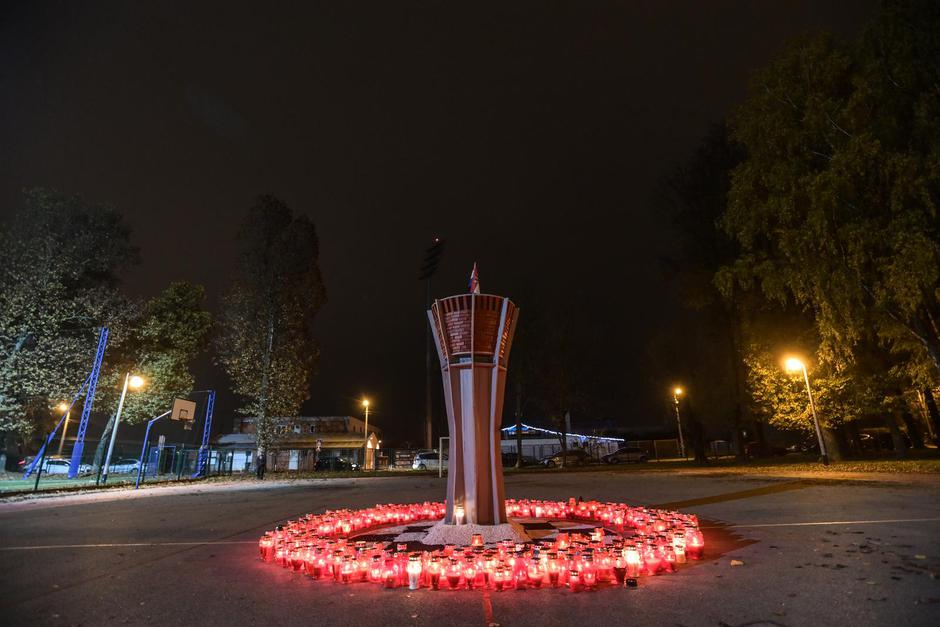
[0,188,137,446]
[721,1,940,392]
[90,282,212,470]
[655,124,750,459]
[217,196,327,457]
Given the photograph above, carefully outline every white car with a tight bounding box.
[38,458,72,474]
[412,451,448,471]
[19,457,80,475]
[108,458,141,474]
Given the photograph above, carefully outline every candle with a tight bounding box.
[428,556,442,590]
[407,553,422,590]
[257,497,704,594]
[463,558,477,590]
[383,560,398,588]
[446,559,462,589]
[568,569,581,592]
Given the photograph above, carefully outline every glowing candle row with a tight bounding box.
[258,498,704,593]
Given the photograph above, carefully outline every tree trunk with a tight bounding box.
[922,389,940,446]
[845,421,864,457]
[899,409,925,449]
[753,420,767,457]
[887,411,909,458]
[822,427,844,462]
[726,300,747,461]
[92,412,117,472]
[254,314,276,476]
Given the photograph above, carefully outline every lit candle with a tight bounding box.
[464,557,477,590]
[428,556,442,590]
[407,553,423,590]
[528,558,544,589]
[568,569,581,592]
[672,532,687,564]
[454,505,465,525]
[383,560,398,588]
[446,558,462,589]
[624,545,641,579]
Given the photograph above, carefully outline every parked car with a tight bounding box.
[501,452,539,467]
[412,451,448,471]
[540,449,593,468]
[601,447,648,464]
[107,458,141,474]
[18,457,91,475]
[315,457,360,471]
[743,442,788,458]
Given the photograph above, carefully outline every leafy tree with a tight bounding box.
[0,189,137,445]
[217,195,327,456]
[721,1,940,381]
[90,282,212,469]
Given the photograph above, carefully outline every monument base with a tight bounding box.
[421,520,530,547]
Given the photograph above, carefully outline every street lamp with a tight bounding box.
[100,373,145,484]
[672,387,687,459]
[362,399,371,471]
[784,357,829,466]
[56,402,70,457]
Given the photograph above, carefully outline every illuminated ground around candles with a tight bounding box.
[258,498,705,592]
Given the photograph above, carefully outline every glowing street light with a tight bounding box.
[362,398,371,471]
[672,387,687,459]
[784,357,829,466]
[56,402,71,457]
[100,373,146,484]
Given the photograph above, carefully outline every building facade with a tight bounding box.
[213,416,381,472]
[499,423,624,460]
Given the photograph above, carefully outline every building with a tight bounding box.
[500,423,624,460]
[213,416,381,472]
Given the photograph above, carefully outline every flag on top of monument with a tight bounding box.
[469,262,481,294]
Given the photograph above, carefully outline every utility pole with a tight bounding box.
[673,387,687,459]
[56,406,70,457]
[419,237,445,450]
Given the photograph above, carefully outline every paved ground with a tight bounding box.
[1,470,938,626]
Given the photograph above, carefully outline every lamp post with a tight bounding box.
[56,402,70,457]
[362,399,371,471]
[100,373,145,484]
[784,357,829,466]
[672,387,687,459]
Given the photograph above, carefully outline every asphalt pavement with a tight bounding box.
[1,470,938,626]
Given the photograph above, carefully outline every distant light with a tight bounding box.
[57,402,69,412]
[784,357,805,373]
[129,375,145,389]
[673,387,684,396]
[362,399,370,408]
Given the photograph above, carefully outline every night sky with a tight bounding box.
[0,2,878,443]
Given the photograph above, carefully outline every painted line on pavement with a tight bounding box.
[653,480,813,509]
[704,516,940,530]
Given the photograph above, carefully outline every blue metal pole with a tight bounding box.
[69,327,109,478]
[191,390,215,478]
[23,374,91,478]
[135,411,170,489]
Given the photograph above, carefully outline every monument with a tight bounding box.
[255,264,707,591]
[427,265,518,525]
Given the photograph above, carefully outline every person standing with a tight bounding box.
[256,448,266,480]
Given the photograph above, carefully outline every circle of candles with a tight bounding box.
[258,497,704,593]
